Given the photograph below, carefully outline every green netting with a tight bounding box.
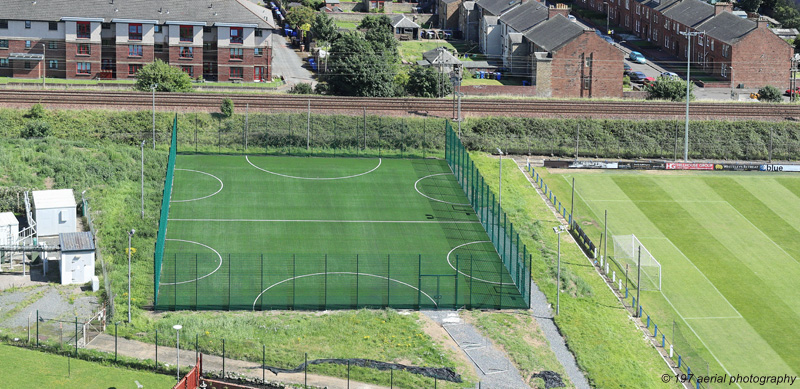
[445,122,532,308]
[153,115,178,305]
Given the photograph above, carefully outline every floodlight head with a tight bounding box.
[129,229,135,236]
[552,227,558,234]
[173,324,182,331]
[141,140,146,147]
[496,148,503,155]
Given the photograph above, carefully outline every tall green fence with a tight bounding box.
[445,122,532,308]
[153,115,178,306]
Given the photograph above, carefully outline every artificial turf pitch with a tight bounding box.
[545,169,800,385]
[156,155,526,310]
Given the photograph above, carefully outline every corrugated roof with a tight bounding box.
[32,189,76,210]
[59,232,95,252]
[699,12,755,44]
[499,1,548,33]
[0,212,18,226]
[524,14,584,52]
[0,0,275,29]
[662,0,714,28]
[477,0,524,16]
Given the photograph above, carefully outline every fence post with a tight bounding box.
[155,329,158,369]
[223,338,226,377]
[74,316,78,357]
[262,344,266,383]
[36,310,39,347]
[347,360,350,389]
[304,352,308,388]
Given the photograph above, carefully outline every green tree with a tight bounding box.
[358,15,392,30]
[758,85,783,102]
[737,0,762,12]
[134,60,193,92]
[406,66,452,97]
[286,6,316,29]
[645,77,693,102]
[220,98,234,117]
[360,15,398,63]
[311,12,339,45]
[21,120,51,138]
[289,82,315,94]
[794,37,800,53]
[323,31,396,96]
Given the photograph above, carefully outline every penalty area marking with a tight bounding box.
[159,239,223,285]
[252,272,438,310]
[447,241,516,285]
[245,155,381,180]
[171,169,224,203]
[168,218,480,224]
[414,173,470,206]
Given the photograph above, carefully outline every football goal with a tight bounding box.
[612,234,661,291]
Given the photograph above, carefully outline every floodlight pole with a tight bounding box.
[679,30,703,161]
[127,229,135,323]
[496,148,503,207]
[569,177,575,229]
[141,140,145,219]
[173,324,182,382]
[151,84,157,150]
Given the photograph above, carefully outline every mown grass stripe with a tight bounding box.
[613,176,800,374]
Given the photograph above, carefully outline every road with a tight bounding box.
[270,33,314,87]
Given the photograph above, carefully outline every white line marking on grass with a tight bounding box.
[251,272,438,310]
[171,169,224,203]
[168,218,480,224]
[721,202,800,266]
[683,316,744,320]
[245,155,381,180]
[159,239,223,285]
[590,199,728,203]
[414,173,470,205]
[446,241,515,285]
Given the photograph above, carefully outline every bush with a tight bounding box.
[27,103,46,119]
[220,98,234,117]
[134,60,193,93]
[21,120,51,138]
[758,85,782,102]
[645,77,692,102]
[289,83,314,94]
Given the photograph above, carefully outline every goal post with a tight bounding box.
[612,234,661,291]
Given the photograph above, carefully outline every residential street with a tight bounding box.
[270,34,314,88]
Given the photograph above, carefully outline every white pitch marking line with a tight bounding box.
[446,241,516,286]
[414,173,470,206]
[168,218,480,224]
[160,239,223,285]
[171,169,224,203]
[720,201,800,266]
[245,155,381,180]
[683,316,744,320]
[251,272,438,310]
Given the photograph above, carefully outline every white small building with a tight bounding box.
[0,212,18,246]
[32,189,77,237]
[59,231,95,285]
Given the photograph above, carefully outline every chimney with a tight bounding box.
[713,2,732,15]
[756,17,769,29]
[548,3,570,19]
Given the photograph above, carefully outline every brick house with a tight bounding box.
[475,0,526,55]
[499,2,563,74]
[574,0,792,88]
[0,0,275,82]
[438,0,462,31]
[525,14,623,98]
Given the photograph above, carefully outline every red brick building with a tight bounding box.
[575,0,792,88]
[0,0,275,82]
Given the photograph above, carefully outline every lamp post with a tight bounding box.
[42,43,45,88]
[140,140,145,219]
[496,148,503,207]
[151,84,158,150]
[604,2,610,35]
[127,229,135,323]
[173,324,183,382]
[678,30,704,161]
[552,225,568,315]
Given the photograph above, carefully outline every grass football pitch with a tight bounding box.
[541,168,800,385]
[156,155,526,310]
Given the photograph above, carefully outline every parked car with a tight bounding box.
[629,71,648,83]
[786,87,800,96]
[629,51,646,64]
[660,71,679,79]
[624,63,632,75]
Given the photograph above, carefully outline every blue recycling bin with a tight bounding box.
[479,71,484,79]
[496,72,502,80]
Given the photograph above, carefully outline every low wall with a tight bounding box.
[460,85,537,96]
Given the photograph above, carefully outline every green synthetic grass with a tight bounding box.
[157,155,525,310]
[538,168,800,384]
[0,344,174,388]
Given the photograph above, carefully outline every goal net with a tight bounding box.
[612,234,661,291]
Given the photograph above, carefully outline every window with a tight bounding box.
[77,62,91,74]
[25,40,31,49]
[698,36,703,46]
[0,58,7,67]
[77,43,90,55]
[102,22,111,30]
[722,44,729,57]
[101,59,113,70]
[49,22,58,31]
[181,65,193,77]
[129,64,142,75]
[721,63,727,77]
[255,66,264,81]
[0,20,7,29]
[230,67,243,79]
[48,60,58,69]
[711,40,714,51]
[230,27,243,44]
[255,29,262,37]
[180,25,193,42]
[635,4,640,15]
[180,46,194,58]
[48,41,57,49]
[653,15,658,23]
[254,47,263,56]
[129,23,143,41]
[653,29,657,41]
[77,21,90,38]
[154,25,162,33]
[25,21,31,29]
[625,0,629,9]
[24,61,31,69]
[128,44,142,57]
[585,57,592,68]
[230,48,243,60]
[0,40,7,49]
[154,43,164,53]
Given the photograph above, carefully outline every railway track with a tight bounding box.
[1,89,798,120]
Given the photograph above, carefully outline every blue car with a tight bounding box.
[629,51,647,64]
